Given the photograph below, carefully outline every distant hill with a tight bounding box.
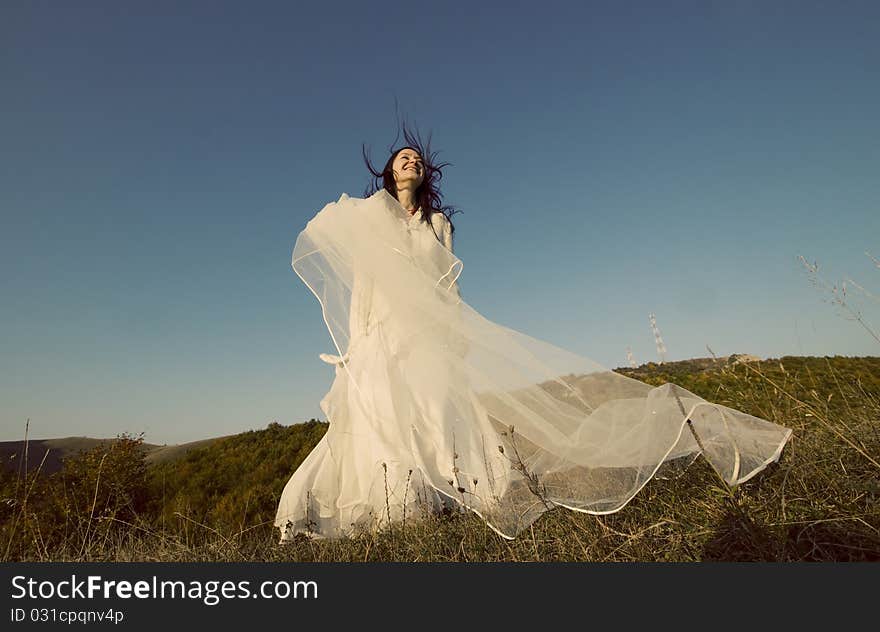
[617,353,879,381]
[613,353,761,375]
[0,435,229,475]
[145,437,231,465]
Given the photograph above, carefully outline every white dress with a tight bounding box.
[275,189,792,540]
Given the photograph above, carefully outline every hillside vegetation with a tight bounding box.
[2,355,878,561]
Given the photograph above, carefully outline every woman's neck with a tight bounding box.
[397,189,418,215]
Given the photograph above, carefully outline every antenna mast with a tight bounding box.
[649,312,667,364]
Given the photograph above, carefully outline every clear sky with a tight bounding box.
[2,1,878,443]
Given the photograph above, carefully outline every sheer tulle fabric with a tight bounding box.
[275,189,792,540]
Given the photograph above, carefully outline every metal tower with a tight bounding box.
[649,312,667,364]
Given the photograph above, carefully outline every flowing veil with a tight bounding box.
[279,188,793,539]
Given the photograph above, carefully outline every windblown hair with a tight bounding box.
[361,120,461,242]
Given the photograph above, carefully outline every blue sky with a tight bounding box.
[2,1,878,443]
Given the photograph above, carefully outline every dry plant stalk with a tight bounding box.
[799,253,880,344]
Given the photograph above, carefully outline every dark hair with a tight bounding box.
[361,120,461,242]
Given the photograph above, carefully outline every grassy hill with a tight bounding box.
[2,354,878,562]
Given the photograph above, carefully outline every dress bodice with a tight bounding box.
[348,205,460,356]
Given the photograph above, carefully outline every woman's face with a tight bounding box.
[391,148,425,189]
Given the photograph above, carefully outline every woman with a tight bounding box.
[275,128,793,541]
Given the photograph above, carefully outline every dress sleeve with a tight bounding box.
[430,212,468,356]
[431,212,462,303]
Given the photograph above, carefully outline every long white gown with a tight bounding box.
[275,189,793,540]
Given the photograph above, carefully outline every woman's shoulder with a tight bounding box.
[427,210,455,252]
[429,209,450,230]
